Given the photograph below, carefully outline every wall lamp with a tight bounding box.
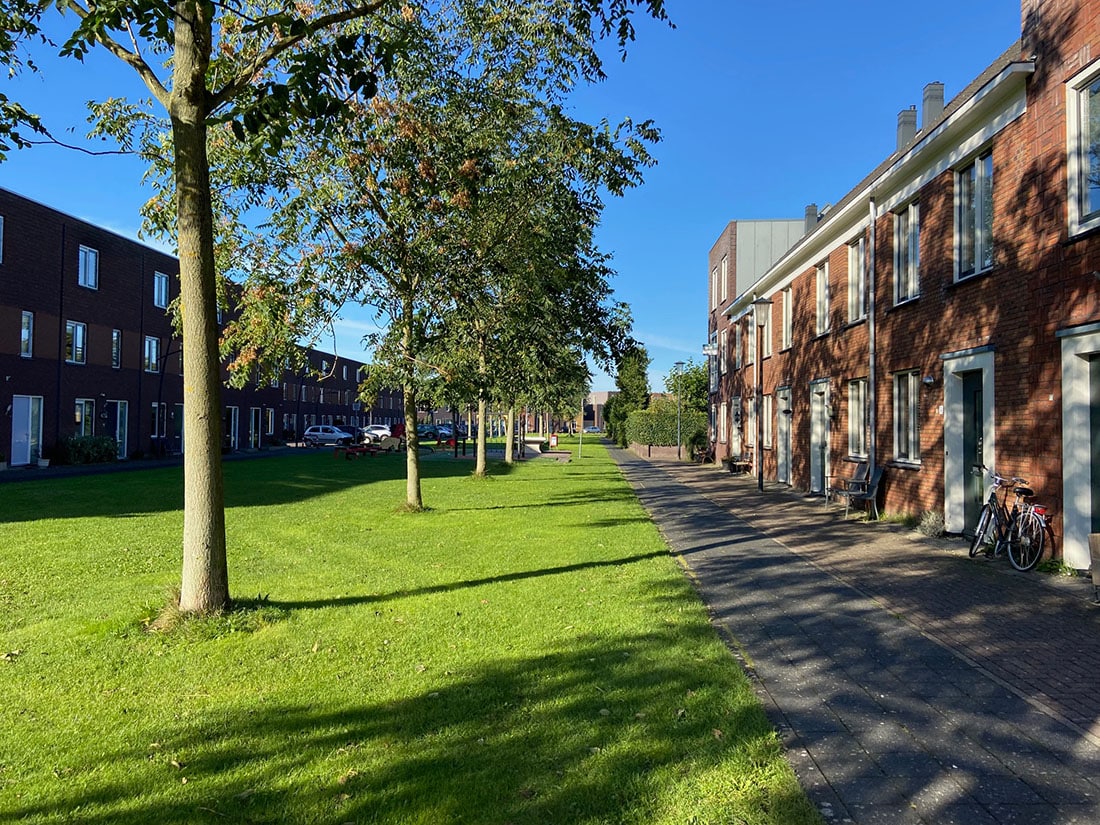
[922,375,936,387]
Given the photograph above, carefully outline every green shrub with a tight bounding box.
[626,400,706,447]
[53,435,119,466]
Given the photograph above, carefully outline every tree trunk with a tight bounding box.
[504,405,515,465]
[403,384,422,509]
[475,396,487,475]
[172,0,229,615]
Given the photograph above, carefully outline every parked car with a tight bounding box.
[437,424,454,439]
[583,426,602,434]
[303,424,355,446]
[416,424,439,440]
[335,424,363,444]
[362,424,391,442]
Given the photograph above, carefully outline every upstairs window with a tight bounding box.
[720,328,728,374]
[956,152,994,279]
[20,311,33,358]
[112,329,122,369]
[894,202,920,304]
[0,215,5,264]
[720,255,729,303]
[815,262,830,335]
[761,301,773,358]
[153,271,169,308]
[78,245,99,289]
[144,336,161,373]
[65,321,87,364]
[847,236,866,321]
[734,324,742,369]
[710,266,719,310]
[781,287,793,349]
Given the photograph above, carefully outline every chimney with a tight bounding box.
[897,105,917,150]
[922,82,944,131]
[804,203,819,234]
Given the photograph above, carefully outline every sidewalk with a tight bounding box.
[610,447,1100,825]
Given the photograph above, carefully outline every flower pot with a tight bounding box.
[38,458,50,468]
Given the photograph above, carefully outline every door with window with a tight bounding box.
[224,406,239,451]
[249,407,262,449]
[10,395,43,465]
[776,387,792,485]
[104,400,128,459]
[962,372,985,532]
[809,381,830,493]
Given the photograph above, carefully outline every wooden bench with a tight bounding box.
[726,452,752,474]
[333,444,380,459]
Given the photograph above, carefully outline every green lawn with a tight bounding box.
[0,441,820,824]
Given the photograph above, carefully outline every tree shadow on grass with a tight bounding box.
[3,630,815,825]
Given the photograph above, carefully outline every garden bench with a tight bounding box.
[333,444,380,459]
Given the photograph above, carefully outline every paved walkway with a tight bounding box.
[610,447,1100,825]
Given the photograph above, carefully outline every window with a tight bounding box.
[1068,64,1100,235]
[75,398,95,436]
[265,408,275,436]
[762,394,773,448]
[720,255,729,303]
[710,266,719,310]
[761,302,773,358]
[111,329,122,369]
[78,245,99,289]
[150,402,167,438]
[746,317,756,365]
[342,365,348,380]
[734,324,742,369]
[746,396,756,447]
[720,328,728,374]
[848,378,868,458]
[893,370,921,463]
[956,152,994,278]
[153,271,169,308]
[718,400,727,443]
[144,336,161,373]
[20,311,33,358]
[847,237,866,321]
[894,202,920,303]
[781,287,793,349]
[815,262,830,335]
[65,321,86,364]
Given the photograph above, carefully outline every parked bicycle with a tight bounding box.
[968,466,1048,571]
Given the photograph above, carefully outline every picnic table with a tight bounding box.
[333,444,381,459]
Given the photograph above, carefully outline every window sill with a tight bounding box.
[1066,216,1100,244]
[949,267,993,288]
[843,317,867,331]
[886,296,920,314]
[888,459,922,470]
[813,330,830,341]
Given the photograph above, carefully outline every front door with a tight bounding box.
[104,400,129,459]
[809,380,829,493]
[962,372,985,531]
[249,407,262,449]
[10,395,43,465]
[225,406,239,451]
[776,387,792,485]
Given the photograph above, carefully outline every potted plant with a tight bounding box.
[37,446,51,468]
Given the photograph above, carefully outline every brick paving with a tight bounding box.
[610,447,1100,825]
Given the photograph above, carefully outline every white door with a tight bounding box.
[105,400,128,459]
[225,406,239,451]
[809,380,830,493]
[777,387,792,485]
[11,395,43,465]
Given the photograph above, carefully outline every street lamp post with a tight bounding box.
[674,360,685,460]
[752,297,773,492]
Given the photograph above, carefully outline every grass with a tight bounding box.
[1,440,821,825]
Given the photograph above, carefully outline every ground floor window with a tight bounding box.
[75,398,95,436]
[893,370,920,463]
[848,378,868,458]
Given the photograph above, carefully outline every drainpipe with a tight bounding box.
[867,197,878,470]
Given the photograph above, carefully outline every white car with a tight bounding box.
[303,424,355,446]
[362,424,392,442]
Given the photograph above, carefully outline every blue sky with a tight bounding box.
[1,1,1022,392]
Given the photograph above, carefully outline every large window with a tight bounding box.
[75,398,95,436]
[762,394,773,448]
[78,245,99,289]
[153,271,169,308]
[144,336,161,373]
[847,237,866,321]
[65,321,86,364]
[848,378,868,458]
[112,329,122,369]
[1069,64,1100,235]
[956,152,994,278]
[893,370,921,463]
[734,324,742,369]
[815,262,830,335]
[720,328,728,374]
[894,202,920,303]
[710,266,719,310]
[761,301,773,358]
[781,287,793,349]
[720,255,729,303]
[20,311,33,358]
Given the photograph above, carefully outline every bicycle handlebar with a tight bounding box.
[976,465,1028,488]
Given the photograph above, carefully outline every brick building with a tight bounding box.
[708,0,1100,569]
[0,188,403,465]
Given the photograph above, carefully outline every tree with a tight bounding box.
[665,358,708,414]
[0,0,669,613]
[607,344,649,446]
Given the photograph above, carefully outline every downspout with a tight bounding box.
[867,197,878,470]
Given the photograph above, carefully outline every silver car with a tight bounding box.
[303,424,354,446]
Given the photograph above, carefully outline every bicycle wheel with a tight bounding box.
[1008,511,1045,571]
[969,504,994,557]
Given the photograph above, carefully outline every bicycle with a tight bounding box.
[1006,500,1048,572]
[967,467,1025,554]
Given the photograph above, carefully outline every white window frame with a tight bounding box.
[1067,60,1100,237]
[710,266,719,310]
[720,255,729,303]
[848,378,868,459]
[781,287,793,350]
[762,394,773,448]
[746,318,756,366]
[144,335,161,373]
[78,245,99,290]
[719,328,728,374]
[734,324,742,369]
[847,236,866,322]
[815,261,830,335]
[65,320,87,364]
[75,398,95,436]
[893,202,920,304]
[893,370,921,464]
[746,395,756,447]
[20,310,33,358]
[111,329,122,369]
[761,301,773,358]
[955,151,994,280]
[153,271,169,308]
[718,400,727,444]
